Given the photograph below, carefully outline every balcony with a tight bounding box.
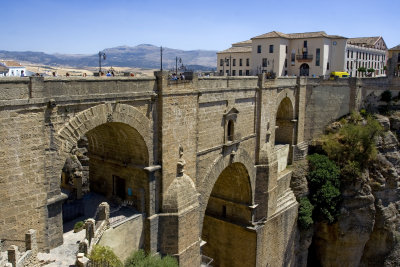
[296,54,313,62]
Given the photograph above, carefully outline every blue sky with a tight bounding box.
[2,0,399,54]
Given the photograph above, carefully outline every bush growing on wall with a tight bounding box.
[298,197,314,229]
[90,245,123,267]
[307,154,341,223]
[322,114,383,170]
[124,249,178,267]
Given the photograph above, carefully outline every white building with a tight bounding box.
[0,60,26,77]
[217,31,388,77]
[346,37,387,77]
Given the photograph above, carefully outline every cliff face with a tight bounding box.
[293,113,400,267]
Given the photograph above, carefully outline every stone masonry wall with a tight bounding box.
[2,75,396,266]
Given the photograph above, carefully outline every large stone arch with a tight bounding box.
[198,147,255,230]
[275,88,296,118]
[54,103,153,172]
[45,103,153,249]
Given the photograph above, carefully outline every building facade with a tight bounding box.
[217,40,252,76]
[388,45,400,77]
[218,31,388,78]
[0,60,26,77]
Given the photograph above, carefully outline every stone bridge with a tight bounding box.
[0,73,399,266]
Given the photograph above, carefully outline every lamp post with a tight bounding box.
[175,57,182,74]
[98,52,106,73]
[160,46,164,71]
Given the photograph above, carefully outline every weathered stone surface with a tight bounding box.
[0,74,398,266]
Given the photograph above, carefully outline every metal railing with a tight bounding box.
[296,54,313,60]
[201,255,214,267]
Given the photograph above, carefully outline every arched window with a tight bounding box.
[227,120,234,142]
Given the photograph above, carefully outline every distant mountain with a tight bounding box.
[0,44,217,71]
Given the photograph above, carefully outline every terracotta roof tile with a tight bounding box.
[218,46,252,54]
[232,40,252,47]
[389,44,400,51]
[347,37,381,46]
[252,31,346,40]
[0,60,23,67]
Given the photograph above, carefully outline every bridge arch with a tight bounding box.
[275,90,296,166]
[56,103,152,160]
[199,148,256,267]
[198,148,256,226]
[50,103,153,255]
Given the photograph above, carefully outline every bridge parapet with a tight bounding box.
[0,76,157,102]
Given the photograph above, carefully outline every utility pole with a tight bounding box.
[160,46,163,71]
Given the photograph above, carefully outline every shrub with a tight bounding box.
[90,245,122,267]
[73,221,84,231]
[298,197,314,230]
[322,115,382,169]
[381,90,392,103]
[124,250,178,267]
[307,154,341,223]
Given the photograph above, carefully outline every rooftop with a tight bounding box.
[0,60,23,67]
[252,30,346,40]
[347,37,381,46]
[389,44,400,51]
[232,40,252,47]
[217,46,252,54]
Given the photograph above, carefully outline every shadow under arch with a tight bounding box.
[46,103,153,250]
[199,148,257,267]
[198,147,255,232]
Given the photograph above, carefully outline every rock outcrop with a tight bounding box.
[293,113,400,266]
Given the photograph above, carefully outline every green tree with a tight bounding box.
[298,197,314,229]
[307,154,341,223]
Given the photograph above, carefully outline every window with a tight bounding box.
[285,58,287,68]
[262,58,268,67]
[232,70,236,76]
[286,45,288,54]
[398,53,400,62]
[239,58,242,66]
[222,205,227,218]
[227,120,234,141]
[291,50,295,66]
[269,45,274,53]
[239,70,242,76]
[327,62,330,70]
[245,70,249,75]
[304,40,308,48]
[246,58,249,66]
[220,70,223,75]
[351,51,353,58]
[347,61,349,69]
[347,50,350,58]
[257,45,261,53]
[220,59,223,66]
[226,59,229,66]
[226,70,229,75]
[316,48,320,66]
[233,59,236,66]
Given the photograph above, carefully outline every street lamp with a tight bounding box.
[98,52,106,73]
[160,46,164,71]
[175,57,182,74]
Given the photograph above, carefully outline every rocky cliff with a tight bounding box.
[292,112,400,267]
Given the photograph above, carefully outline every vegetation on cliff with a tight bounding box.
[298,112,383,227]
[306,154,341,224]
